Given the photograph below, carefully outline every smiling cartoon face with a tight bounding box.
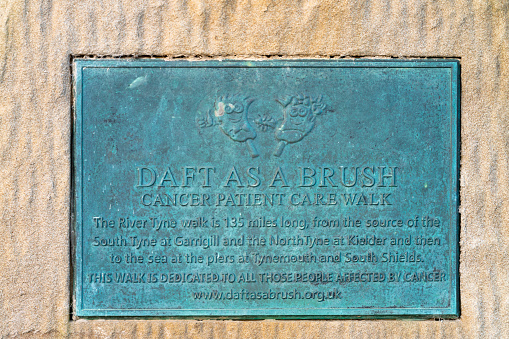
[216,101,244,123]
[214,95,256,142]
[287,104,312,127]
[275,97,316,144]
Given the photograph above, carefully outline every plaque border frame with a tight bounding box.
[73,59,460,319]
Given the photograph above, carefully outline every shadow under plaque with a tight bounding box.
[73,59,459,318]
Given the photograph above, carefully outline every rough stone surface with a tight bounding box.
[0,0,507,338]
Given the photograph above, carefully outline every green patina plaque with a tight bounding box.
[73,59,459,318]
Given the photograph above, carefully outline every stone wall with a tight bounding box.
[0,0,507,337]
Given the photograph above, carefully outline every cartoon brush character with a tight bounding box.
[214,95,259,158]
[273,94,329,156]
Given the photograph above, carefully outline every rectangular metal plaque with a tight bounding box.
[74,59,459,318]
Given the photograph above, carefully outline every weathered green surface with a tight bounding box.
[74,59,459,318]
